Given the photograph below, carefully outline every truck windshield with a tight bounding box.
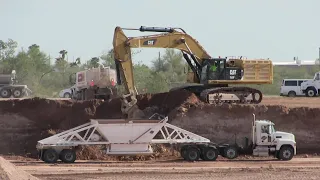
[271,125,276,133]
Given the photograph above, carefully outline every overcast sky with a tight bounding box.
[1,0,320,66]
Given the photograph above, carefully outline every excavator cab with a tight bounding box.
[200,58,243,84]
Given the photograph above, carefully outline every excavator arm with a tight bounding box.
[113,26,213,118]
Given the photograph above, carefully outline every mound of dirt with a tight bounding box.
[0,89,197,159]
[0,156,39,180]
[0,89,319,160]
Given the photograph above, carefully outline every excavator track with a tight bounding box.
[199,86,263,104]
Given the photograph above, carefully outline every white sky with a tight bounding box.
[1,0,320,66]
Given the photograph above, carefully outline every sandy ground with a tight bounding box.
[261,96,320,107]
[8,157,320,180]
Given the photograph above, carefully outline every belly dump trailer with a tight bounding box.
[36,114,296,163]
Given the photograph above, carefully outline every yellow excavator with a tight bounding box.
[113,26,273,118]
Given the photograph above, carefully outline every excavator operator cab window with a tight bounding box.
[203,58,226,81]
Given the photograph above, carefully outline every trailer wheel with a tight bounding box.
[60,149,76,163]
[180,146,188,160]
[12,88,23,98]
[185,147,200,161]
[278,146,294,161]
[202,147,218,161]
[0,89,11,98]
[43,149,59,163]
[224,146,238,159]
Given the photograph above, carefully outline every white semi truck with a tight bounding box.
[0,70,31,98]
[36,114,296,163]
[301,71,320,97]
[69,65,118,100]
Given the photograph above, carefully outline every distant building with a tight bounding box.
[272,59,320,69]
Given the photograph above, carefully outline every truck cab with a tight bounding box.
[301,71,320,97]
[252,118,296,160]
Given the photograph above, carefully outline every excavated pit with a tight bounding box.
[0,89,319,160]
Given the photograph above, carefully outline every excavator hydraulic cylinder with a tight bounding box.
[139,26,174,33]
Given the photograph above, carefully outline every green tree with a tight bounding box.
[101,49,116,69]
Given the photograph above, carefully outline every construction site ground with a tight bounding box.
[3,156,320,180]
[0,90,320,179]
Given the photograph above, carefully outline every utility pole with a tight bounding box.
[158,51,161,72]
[318,47,320,69]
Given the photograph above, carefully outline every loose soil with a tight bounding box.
[0,90,319,160]
[11,158,320,180]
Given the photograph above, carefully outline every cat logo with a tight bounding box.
[230,69,237,75]
[143,39,157,46]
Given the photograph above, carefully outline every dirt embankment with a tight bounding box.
[0,90,319,159]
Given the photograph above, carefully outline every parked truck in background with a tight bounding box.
[69,65,118,100]
[0,70,31,98]
[301,71,320,97]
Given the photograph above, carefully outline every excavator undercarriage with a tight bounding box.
[172,85,263,104]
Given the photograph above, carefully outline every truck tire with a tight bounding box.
[278,146,294,161]
[0,89,11,98]
[185,146,200,161]
[12,88,23,98]
[63,92,71,98]
[202,147,218,161]
[59,149,76,163]
[42,149,59,163]
[305,87,316,97]
[288,91,296,97]
[223,146,238,159]
[180,146,188,160]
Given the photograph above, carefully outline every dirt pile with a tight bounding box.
[0,89,196,158]
[0,156,39,180]
[0,89,319,160]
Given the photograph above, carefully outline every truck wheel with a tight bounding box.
[202,147,218,161]
[180,148,188,160]
[288,91,296,97]
[224,146,238,159]
[60,149,76,163]
[63,92,71,98]
[12,88,23,98]
[43,149,59,163]
[185,146,200,161]
[278,146,294,161]
[305,88,316,97]
[0,89,11,98]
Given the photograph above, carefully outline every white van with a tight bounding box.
[280,79,309,97]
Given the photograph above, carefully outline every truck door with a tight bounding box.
[314,72,320,94]
[297,80,304,96]
[259,124,272,145]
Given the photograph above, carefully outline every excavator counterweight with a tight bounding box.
[113,26,273,118]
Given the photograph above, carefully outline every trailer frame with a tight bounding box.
[36,114,233,163]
